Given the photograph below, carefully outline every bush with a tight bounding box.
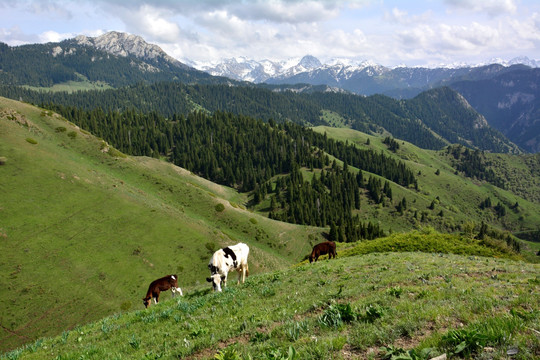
[319,302,357,328]
[0,157,6,165]
[26,137,37,144]
[67,131,77,139]
[215,203,225,212]
[55,126,67,133]
[120,301,131,311]
[108,147,127,158]
[205,242,217,253]
[387,286,403,298]
[361,304,385,323]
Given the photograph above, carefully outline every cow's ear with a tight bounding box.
[206,277,212,282]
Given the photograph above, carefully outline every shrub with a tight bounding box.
[55,126,67,133]
[319,302,357,328]
[205,242,217,253]
[361,304,385,323]
[120,301,131,311]
[0,157,6,165]
[26,137,37,144]
[108,147,127,158]
[67,131,77,139]
[441,328,488,357]
[214,347,242,360]
[387,286,403,298]
[215,203,225,212]
[128,334,140,349]
[285,320,309,342]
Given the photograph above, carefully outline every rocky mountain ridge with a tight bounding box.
[73,31,190,69]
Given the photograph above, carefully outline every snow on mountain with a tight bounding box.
[194,54,540,87]
[196,55,396,84]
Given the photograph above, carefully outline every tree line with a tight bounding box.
[0,80,515,153]
[39,104,416,241]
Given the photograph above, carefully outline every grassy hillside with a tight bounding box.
[311,126,540,236]
[3,241,538,359]
[1,97,538,356]
[0,97,321,352]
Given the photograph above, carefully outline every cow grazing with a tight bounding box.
[206,243,249,292]
[309,241,337,263]
[142,274,183,308]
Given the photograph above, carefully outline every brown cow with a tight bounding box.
[142,274,183,308]
[309,241,337,263]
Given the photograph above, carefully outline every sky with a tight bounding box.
[1,0,540,67]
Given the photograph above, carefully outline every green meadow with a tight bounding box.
[0,97,319,351]
[0,97,538,358]
[3,248,538,359]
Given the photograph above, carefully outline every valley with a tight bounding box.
[0,30,539,359]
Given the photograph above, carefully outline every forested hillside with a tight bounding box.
[0,39,225,87]
[450,68,540,153]
[0,81,519,154]
[23,97,540,239]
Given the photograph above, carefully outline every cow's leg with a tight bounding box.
[173,287,183,296]
[240,265,247,283]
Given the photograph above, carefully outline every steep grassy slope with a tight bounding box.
[310,126,540,235]
[0,97,321,352]
[3,244,538,359]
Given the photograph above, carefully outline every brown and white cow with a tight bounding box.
[309,241,337,263]
[142,274,183,308]
[206,243,249,292]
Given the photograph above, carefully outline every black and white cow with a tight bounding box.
[206,243,249,292]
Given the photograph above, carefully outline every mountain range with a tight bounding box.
[194,55,540,88]
[1,31,539,152]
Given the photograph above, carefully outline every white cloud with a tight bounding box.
[0,25,39,45]
[38,30,74,43]
[116,4,182,43]
[230,1,340,24]
[444,0,517,16]
[0,0,539,67]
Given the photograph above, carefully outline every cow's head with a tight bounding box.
[206,274,226,292]
[142,296,151,308]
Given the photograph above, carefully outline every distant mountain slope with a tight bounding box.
[406,87,520,153]
[200,55,536,97]
[303,88,520,153]
[0,31,532,152]
[0,82,520,154]
[0,32,227,88]
[450,68,540,153]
